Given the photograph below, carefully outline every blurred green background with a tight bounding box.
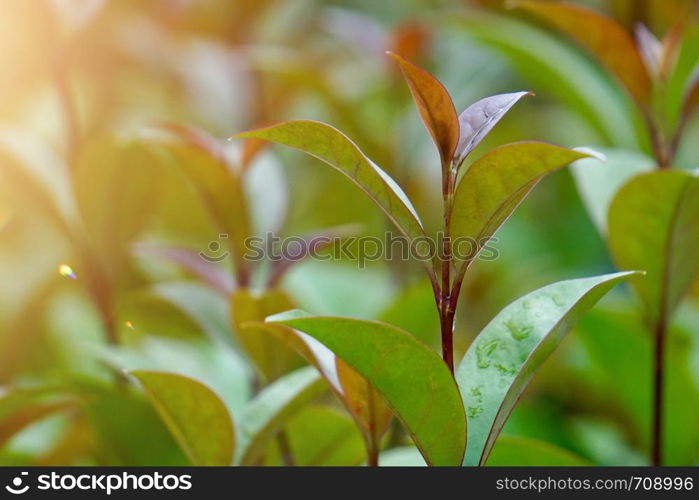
[1,0,698,466]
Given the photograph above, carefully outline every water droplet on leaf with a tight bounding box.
[506,319,531,340]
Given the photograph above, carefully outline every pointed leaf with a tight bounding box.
[235,366,325,465]
[234,121,427,251]
[450,142,593,268]
[387,51,459,168]
[454,91,531,164]
[129,370,235,466]
[608,170,699,326]
[635,24,662,76]
[249,321,394,459]
[518,1,651,106]
[571,147,654,236]
[267,311,466,466]
[456,271,638,465]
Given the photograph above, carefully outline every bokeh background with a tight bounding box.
[1,0,698,465]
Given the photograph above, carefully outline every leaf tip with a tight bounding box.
[573,147,607,163]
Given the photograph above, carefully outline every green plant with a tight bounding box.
[233,53,637,465]
[514,1,699,466]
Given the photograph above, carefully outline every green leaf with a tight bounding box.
[379,446,426,466]
[235,366,325,465]
[387,51,459,169]
[151,124,252,283]
[0,388,77,448]
[129,370,235,466]
[454,91,532,165]
[571,147,654,235]
[230,288,304,381]
[450,11,639,148]
[450,142,593,269]
[233,121,428,258]
[74,138,163,275]
[456,271,638,465]
[248,321,393,460]
[486,436,590,466]
[608,170,699,326]
[283,406,366,466]
[518,1,651,107]
[267,311,466,466]
[379,280,440,347]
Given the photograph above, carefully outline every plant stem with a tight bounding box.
[366,442,379,467]
[277,431,295,466]
[437,162,456,374]
[652,317,666,466]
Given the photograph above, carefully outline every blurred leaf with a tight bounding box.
[571,147,654,235]
[267,224,361,287]
[80,383,187,465]
[379,280,440,347]
[98,335,251,416]
[387,51,459,170]
[230,288,304,381]
[133,243,234,296]
[518,1,651,107]
[152,125,252,284]
[250,321,392,460]
[0,389,76,448]
[234,121,429,266]
[456,272,637,465]
[608,170,699,325]
[336,359,393,458]
[235,366,325,465]
[486,436,589,466]
[450,142,592,269]
[454,92,532,165]
[635,24,662,77]
[243,151,288,238]
[379,446,426,466]
[74,138,163,279]
[284,406,366,466]
[680,68,699,126]
[267,311,466,466]
[283,261,395,318]
[451,11,640,147]
[129,370,235,466]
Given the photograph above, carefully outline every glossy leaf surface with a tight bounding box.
[129,370,235,466]
[456,272,637,465]
[267,311,466,466]
[608,170,699,326]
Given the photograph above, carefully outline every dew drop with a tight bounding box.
[506,319,532,340]
[476,339,499,369]
[58,264,77,280]
[552,294,566,306]
[467,406,483,418]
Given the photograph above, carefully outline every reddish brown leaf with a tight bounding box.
[387,51,459,169]
[519,1,651,107]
